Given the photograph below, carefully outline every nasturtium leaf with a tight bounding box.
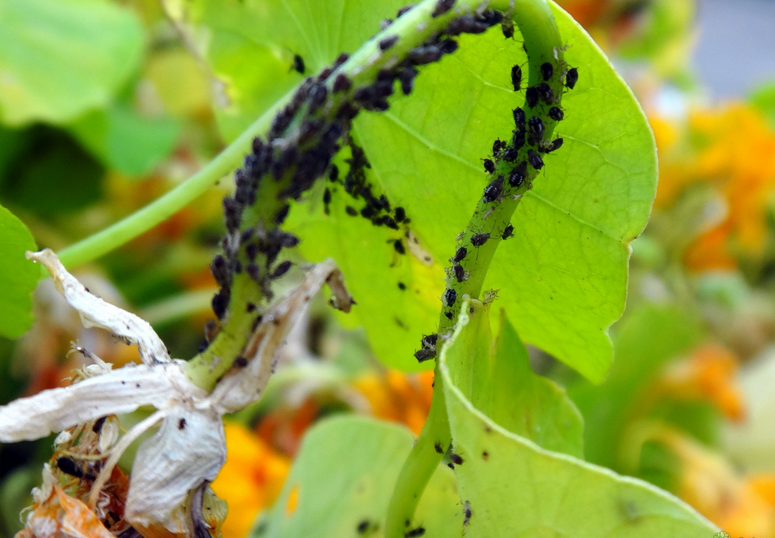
[439,308,719,537]
[68,104,181,177]
[443,299,583,457]
[256,416,461,538]
[178,0,656,381]
[0,0,144,126]
[0,204,37,338]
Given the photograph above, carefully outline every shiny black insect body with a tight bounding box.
[511,64,522,91]
[453,264,466,282]
[502,224,514,239]
[549,106,564,121]
[394,239,406,255]
[513,129,525,150]
[444,288,457,307]
[566,67,578,89]
[502,147,517,162]
[405,528,426,537]
[513,107,526,129]
[528,116,544,137]
[536,82,554,104]
[508,161,527,187]
[483,159,495,174]
[379,36,398,51]
[471,233,490,247]
[271,261,292,279]
[293,54,305,74]
[483,176,503,203]
[525,86,539,108]
[432,0,455,17]
[450,453,464,465]
[453,247,467,262]
[540,62,553,81]
[528,149,544,170]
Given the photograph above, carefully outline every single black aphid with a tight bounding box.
[210,255,229,287]
[223,196,241,233]
[233,356,248,368]
[528,149,544,170]
[247,263,260,282]
[93,416,107,434]
[463,501,472,526]
[471,233,490,247]
[444,288,457,307]
[415,348,435,362]
[422,333,438,348]
[432,0,455,17]
[483,158,495,174]
[329,165,339,182]
[540,62,553,81]
[308,83,328,113]
[323,188,332,205]
[513,107,526,129]
[444,311,454,320]
[332,73,352,93]
[525,86,539,108]
[394,206,406,222]
[453,246,467,262]
[293,54,305,74]
[549,106,564,121]
[502,147,517,162]
[438,39,458,55]
[398,282,407,290]
[501,17,514,39]
[271,261,292,279]
[398,66,417,95]
[379,35,398,51]
[528,116,544,137]
[211,289,230,320]
[475,9,502,26]
[510,64,522,91]
[409,46,442,65]
[274,204,290,225]
[57,456,84,479]
[453,263,466,282]
[357,520,370,534]
[502,224,514,239]
[405,528,426,537]
[434,442,444,454]
[536,82,554,104]
[542,138,563,153]
[566,67,579,89]
[334,52,350,67]
[513,129,525,150]
[346,206,358,217]
[492,139,503,155]
[483,175,503,203]
[394,239,406,255]
[384,217,399,230]
[450,453,464,465]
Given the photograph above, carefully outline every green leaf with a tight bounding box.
[438,306,719,537]
[0,0,144,126]
[444,299,583,457]
[181,0,656,382]
[0,204,37,338]
[68,104,181,177]
[568,304,704,470]
[256,416,461,538]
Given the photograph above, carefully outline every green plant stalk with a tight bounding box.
[184,0,498,391]
[385,1,566,536]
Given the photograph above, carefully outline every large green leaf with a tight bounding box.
[179,0,656,382]
[256,416,461,538]
[0,0,144,126]
[444,300,583,458]
[0,204,37,338]
[439,306,718,537]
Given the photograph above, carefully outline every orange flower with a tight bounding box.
[211,422,291,538]
[352,370,434,435]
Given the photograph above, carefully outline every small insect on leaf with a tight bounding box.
[565,67,579,89]
[549,106,564,121]
[540,62,553,81]
[525,86,539,108]
[453,247,467,262]
[471,233,490,247]
[510,64,522,91]
[483,158,495,174]
[293,54,305,74]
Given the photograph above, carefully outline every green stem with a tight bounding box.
[55,98,290,269]
[385,1,565,536]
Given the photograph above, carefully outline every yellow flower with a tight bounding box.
[353,370,434,435]
[211,422,290,538]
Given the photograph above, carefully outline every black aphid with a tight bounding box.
[492,139,503,155]
[223,196,241,232]
[536,82,554,104]
[379,35,398,51]
[528,149,544,170]
[513,129,525,150]
[397,5,415,17]
[540,62,553,81]
[543,138,563,153]
[345,206,358,217]
[212,289,230,320]
[438,39,458,55]
[308,83,328,113]
[525,86,539,108]
[502,224,514,240]
[404,528,425,537]
[566,67,578,89]
[511,64,522,91]
[450,453,464,465]
[233,356,248,368]
[246,243,258,261]
[549,106,564,121]
[513,107,526,128]
[394,206,406,222]
[508,161,527,187]
[274,204,290,225]
[434,442,444,454]
[332,73,352,93]
[444,311,454,320]
[210,255,229,287]
[453,247,467,262]
[178,418,187,430]
[483,175,503,203]
[501,17,514,39]
[334,52,350,67]
[471,233,490,247]
[380,18,393,30]
[247,263,260,282]
[528,116,544,137]
[483,159,495,174]
[415,349,435,362]
[444,288,457,307]
[293,54,305,74]
[463,501,472,525]
[432,0,455,17]
[271,261,292,279]
[446,15,488,35]
[394,239,406,255]
[454,264,466,282]
[56,456,84,479]
[423,333,438,348]
[409,46,442,65]
[475,9,502,26]
[357,520,370,534]
[384,217,399,230]
[93,417,107,434]
[502,147,517,162]
[323,188,332,205]
[398,282,407,290]
[398,66,417,95]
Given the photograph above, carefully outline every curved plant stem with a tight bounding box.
[55,100,289,269]
[385,1,566,536]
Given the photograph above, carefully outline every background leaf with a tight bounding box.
[0,0,144,126]
[439,306,719,537]
[257,416,461,538]
[0,204,37,338]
